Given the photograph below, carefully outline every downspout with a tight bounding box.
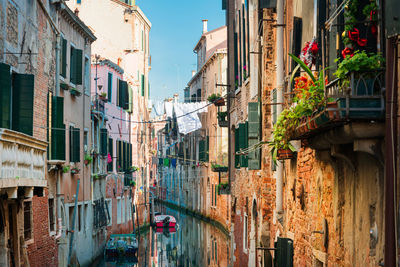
[384,37,398,267]
[275,0,285,215]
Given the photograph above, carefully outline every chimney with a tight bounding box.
[173,94,179,103]
[192,70,196,77]
[202,19,208,34]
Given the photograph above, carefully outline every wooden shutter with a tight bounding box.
[141,75,145,97]
[239,123,248,168]
[51,96,66,160]
[107,72,112,102]
[199,139,205,162]
[100,128,108,156]
[0,63,11,129]
[12,73,34,136]
[108,138,113,172]
[205,136,209,162]
[118,79,124,108]
[235,127,240,168]
[127,85,133,113]
[73,127,80,162]
[234,33,239,89]
[122,81,129,110]
[291,17,303,72]
[75,49,83,85]
[61,37,67,78]
[259,0,277,8]
[69,126,73,162]
[70,47,75,84]
[222,0,226,10]
[272,89,277,125]
[248,102,261,170]
[274,237,294,267]
[117,140,121,171]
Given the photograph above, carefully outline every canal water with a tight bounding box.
[99,206,231,266]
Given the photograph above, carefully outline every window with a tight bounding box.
[69,126,80,163]
[108,138,113,172]
[107,72,113,102]
[50,96,66,160]
[117,198,121,224]
[84,129,88,152]
[117,79,129,109]
[122,197,125,223]
[69,45,83,85]
[141,74,145,97]
[0,64,35,136]
[78,205,81,232]
[60,36,67,78]
[24,201,32,240]
[69,206,74,231]
[106,199,112,226]
[48,199,55,232]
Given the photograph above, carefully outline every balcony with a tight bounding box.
[292,70,385,143]
[0,129,47,198]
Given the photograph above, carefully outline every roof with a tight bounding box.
[193,25,227,52]
[92,58,124,74]
[60,4,96,42]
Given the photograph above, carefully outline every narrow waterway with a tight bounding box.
[99,205,231,266]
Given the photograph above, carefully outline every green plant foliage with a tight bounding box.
[217,111,228,121]
[84,153,93,164]
[207,93,222,103]
[216,182,229,194]
[334,50,384,81]
[289,54,316,83]
[62,165,70,173]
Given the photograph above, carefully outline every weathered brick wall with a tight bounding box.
[27,191,58,267]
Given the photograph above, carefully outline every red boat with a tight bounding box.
[154,215,177,228]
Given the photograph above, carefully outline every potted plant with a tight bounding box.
[62,165,70,173]
[71,167,80,175]
[217,111,228,127]
[99,92,107,101]
[129,180,136,187]
[127,166,139,173]
[93,173,99,179]
[70,87,81,97]
[217,182,230,195]
[207,93,225,106]
[84,153,93,165]
[211,163,228,173]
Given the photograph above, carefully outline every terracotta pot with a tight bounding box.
[277,149,294,160]
[214,98,225,106]
[307,117,318,130]
[84,160,89,165]
[326,102,340,120]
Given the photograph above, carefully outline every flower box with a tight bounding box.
[211,166,228,172]
[277,149,294,160]
[70,88,82,97]
[218,120,229,127]
[217,183,230,195]
[336,98,384,119]
[214,98,225,106]
[71,168,80,175]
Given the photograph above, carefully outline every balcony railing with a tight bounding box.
[293,70,385,139]
[326,70,385,119]
[0,129,47,190]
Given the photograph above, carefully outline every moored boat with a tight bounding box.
[153,215,177,228]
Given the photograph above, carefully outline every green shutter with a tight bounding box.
[61,37,67,78]
[122,81,129,110]
[141,75,145,97]
[199,139,205,162]
[73,127,80,162]
[69,126,73,162]
[222,0,226,10]
[107,72,112,102]
[274,237,294,267]
[123,142,128,171]
[100,128,108,156]
[117,140,122,171]
[238,123,248,168]
[248,102,261,170]
[108,138,113,172]
[118,79,123,108]
[0,63,11,129]
[234,33,238,88]
[235,127,240,168]
[75,49,83,85]
[12,73,34,136]
[206,136,209,162]
[127,85,133,113]
[272,89,277,124]
[51,96,66,160]
[70,47,75,84]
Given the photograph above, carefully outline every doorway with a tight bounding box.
[8,203,18,267]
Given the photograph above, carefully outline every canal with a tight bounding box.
[99,205,231,266]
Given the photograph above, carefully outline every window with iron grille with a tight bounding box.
[24,202,32,240]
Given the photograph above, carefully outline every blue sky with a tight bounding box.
[137,0,225,102]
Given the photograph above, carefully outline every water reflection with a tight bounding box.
[101,206,231,267]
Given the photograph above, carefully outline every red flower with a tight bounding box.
[342,47,354,58]
[371,24,377,37]
[348,28,360,41]
[357,38,367,47]
[310,43,319,55]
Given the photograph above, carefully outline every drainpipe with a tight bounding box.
[384,37,398,267]
[275,0,285,215]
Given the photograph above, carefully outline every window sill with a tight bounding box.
[235,88,241,95]
[243,78,250,86]
[49,231,56,236]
